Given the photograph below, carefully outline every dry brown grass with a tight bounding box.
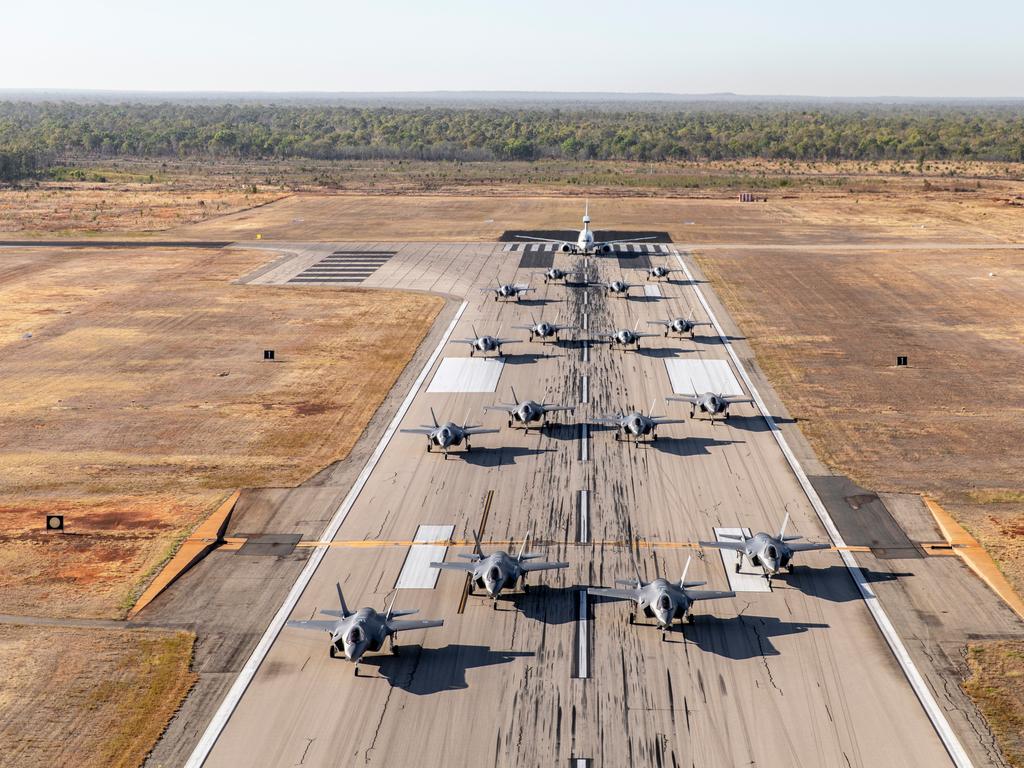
[0,181,286,236]
[0,246,442,618]
[695,245,1024,595]
[0,625,196,768]
[962,641,1024,767]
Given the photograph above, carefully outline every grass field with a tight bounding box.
[963,641,1024,767]
[0,625,196,768]
[0,245,442,618]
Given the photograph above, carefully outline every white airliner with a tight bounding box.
[515,203,657,255]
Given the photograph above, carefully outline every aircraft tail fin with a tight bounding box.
[472,528,485,557]
[517,526,533,562]
[429,407,439,428]
[385,591,399,620]
[632,545,643,587]
[778,512,790,540]
[510,385,520,404]
[680,555,692,588]
[336,582,350,618]
[471,324,479,339]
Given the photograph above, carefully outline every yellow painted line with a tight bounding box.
[924,496,1024,620]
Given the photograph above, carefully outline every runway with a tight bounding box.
[192,243,961,767]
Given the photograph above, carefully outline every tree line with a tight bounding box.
[1,101,1023,166]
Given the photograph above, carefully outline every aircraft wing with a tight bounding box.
[587,586,639,601]
[596,236,658,246]
[520,560,569,572]
[592,415,625,426]
[286,619,337,632]
[635,332,661,339]
[724,397,754,405]
[386,618,444,633]
[515,235,569,245]
[463,427,501,435]
[788,542,831,553]
[666,395,700,405]
[699,539,747,552]
[494,338,521,345]
[686,589,736,602]
[483,404,517,413]
[453,338,478,344]
[646,319,671,327]
[511,324,536,331]
[430,560,477,572]
[513,284,535,292]
[651,417,686,425]
[400,427,435,435]
[554,324,579,332]
[541,404,575,413]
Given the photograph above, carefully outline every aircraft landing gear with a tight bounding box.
[628,612,635,625]
[329,645,337,658]
[353,664,359,677]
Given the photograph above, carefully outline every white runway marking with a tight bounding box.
[577,589,589,679]
[713,528,772,592]
[581,375,588,404]
[582,341,589,363]
[580,423,589,462]
[673,250,973,768]
[582,312,588,331]
[643,284,662,297]
[185,301,470,768]
[664,359,743,396]
[395,525,455,589]
[579,490,589,544]
[427,357,504,393]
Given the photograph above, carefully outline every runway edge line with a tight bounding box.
[184,300,470,768]
[673,250,973,768]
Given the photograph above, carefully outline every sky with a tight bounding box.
[3,0,1022,97]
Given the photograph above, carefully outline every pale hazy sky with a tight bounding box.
[3,0,1022,96]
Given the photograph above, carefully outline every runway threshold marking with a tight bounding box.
[576,588,589,679]
[673,250,973,768]
[458,489,494,614]
[184,300,470,768]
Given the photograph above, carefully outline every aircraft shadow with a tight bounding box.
[362,643,533,695]
[648,436,742,455]
[633,347,687,359]
[518,297,560,308]
[693,332,746,343]
[626,295,662,304]
[497,351,550,365]
[483,584,579,625]
[668,613,829,657]
[714,414,797,432]
[459,445,555,466]
[778,564,913,603]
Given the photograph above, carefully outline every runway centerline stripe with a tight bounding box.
[578,490,589,545]
[184,300,469,768]
[673,250,973,768]
[581,375,588,404]
[576,589,589,679]
[580,423,589,462]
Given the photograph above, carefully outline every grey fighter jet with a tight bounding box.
[481,280,535,302]
[588,555,735,640]
[599,279,641,298]
[431,529,569,609]
[700,513,830,580]
[667,384,753,424]
[593,400,684,444]
[286,584,444,675]
[645,261,681,281]
[647,312,712,339]
[452,325,521,357]
[513,314,578,343]
[401,408,500,458]
[597,319,661,349]
[537,267,569,283]
[483,386,575,432]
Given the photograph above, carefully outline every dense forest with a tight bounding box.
[1,101,1023,167]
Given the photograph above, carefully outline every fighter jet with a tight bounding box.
[536,267,569,283]
[645,260,681,281]
[400,408,500,458]
[286,584,444,675]
[588,555,735,640]
[515,202,656,255]
[667,383,754,424]
[597,319,661,349]
[593,400,684,444]
[452,325,521,356]
[481,280,535,302]
[647,312,712,339]
[700,513,830,580]
[431,528,569,609]
[513,314,578,343]
[483,386,575,432]
[598,279,642,298]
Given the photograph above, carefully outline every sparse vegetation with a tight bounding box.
[962,641,1024,767]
